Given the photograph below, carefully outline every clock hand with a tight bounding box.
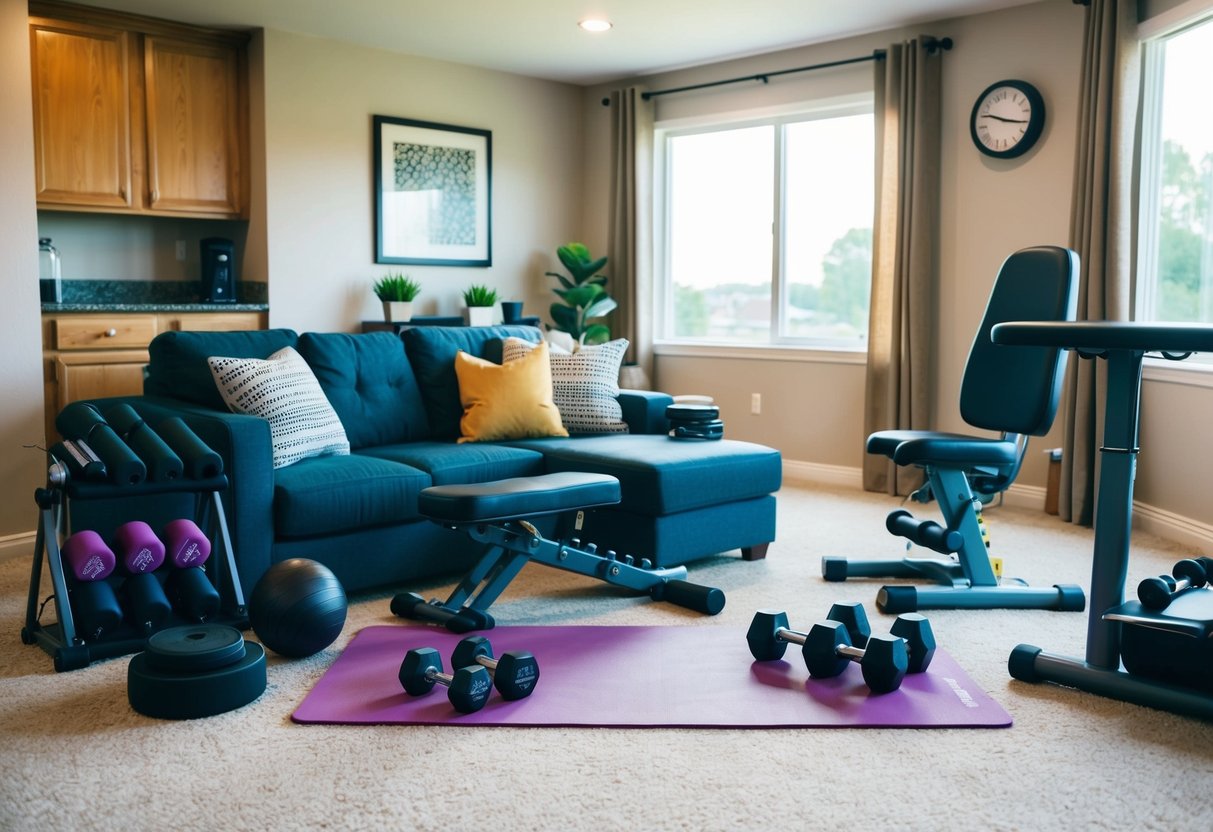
[980,114,1029,124]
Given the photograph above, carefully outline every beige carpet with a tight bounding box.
[2,481,1212,831]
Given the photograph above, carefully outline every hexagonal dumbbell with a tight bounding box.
[746,602,872,662]
[398,647,492,713]
[803,612,937,694]
[451,636,540,701]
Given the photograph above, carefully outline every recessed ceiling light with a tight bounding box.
[579,19,612,33]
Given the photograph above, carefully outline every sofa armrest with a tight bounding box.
[75,395,276,596]
[619,390,674,435]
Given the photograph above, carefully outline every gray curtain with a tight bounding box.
[862,39,943,495]
[607,86,654,383]
[1060,0,1140,524]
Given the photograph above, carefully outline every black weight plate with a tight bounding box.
[144,624,246,673]
[128,641,266,720]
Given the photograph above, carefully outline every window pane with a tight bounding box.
[785,115,874,342]
[1144,20,1213,323]
[667,127,773,341]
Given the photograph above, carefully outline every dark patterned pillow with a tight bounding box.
[501,337,630,434]
[207,346,350,468]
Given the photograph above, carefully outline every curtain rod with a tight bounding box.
[601,36,952,106]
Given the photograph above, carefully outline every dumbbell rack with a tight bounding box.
[21,457,249,672]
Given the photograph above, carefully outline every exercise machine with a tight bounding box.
[391,472,726,632]
[822,246,1086,613]
[994,320,1213,719]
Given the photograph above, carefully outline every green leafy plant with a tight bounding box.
[546,242,615,347]
[462,284,499,307]
[372,273,421,302]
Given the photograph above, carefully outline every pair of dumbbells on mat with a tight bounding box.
[747,602,937,694]
[61,518,217,640]
[1137,557,1213,610]
[399,636,540,714]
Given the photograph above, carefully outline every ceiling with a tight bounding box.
[70,0,1042,86]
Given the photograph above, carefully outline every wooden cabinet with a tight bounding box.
[42,310,266,441]
[29,2,249,219]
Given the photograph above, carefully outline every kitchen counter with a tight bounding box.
[43,302,268,313]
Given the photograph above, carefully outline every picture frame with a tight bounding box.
[373,115,492,267]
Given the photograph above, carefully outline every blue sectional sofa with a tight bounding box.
[74,325,782,597]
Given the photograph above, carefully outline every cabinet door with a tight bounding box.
[143,36,244,217]
[51,350,150,412]
[30,18,134,209]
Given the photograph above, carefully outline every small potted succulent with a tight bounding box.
[373,273,421,322]
[462,284,499,327]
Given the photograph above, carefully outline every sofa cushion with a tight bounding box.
[403,325,543,439]
[146,328,299,410]
[454,341,568,443]
[358,441,545,485]
[297,331,430,449]
[208,346,351,469]
[506,434,782,515]
[502,337,630,434]
[273,454,431,539]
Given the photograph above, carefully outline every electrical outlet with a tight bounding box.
[175,240,187,261]
[751,393,762,415]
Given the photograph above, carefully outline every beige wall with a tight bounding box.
[583,1,1084,485]
[0,0,51,540]
[260,30,583,333]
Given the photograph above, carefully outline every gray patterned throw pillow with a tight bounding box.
[501,337,630,434]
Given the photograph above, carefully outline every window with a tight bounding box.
[656,101,874,349]
[1137,15,1213,327]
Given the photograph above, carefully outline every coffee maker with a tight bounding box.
[200,238,236,303]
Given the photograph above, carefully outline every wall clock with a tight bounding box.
[969,80,1045,159]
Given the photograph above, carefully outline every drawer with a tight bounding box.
[52,316,158,350]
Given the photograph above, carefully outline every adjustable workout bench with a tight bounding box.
[995,320,1213,720]
[391,472,726,632]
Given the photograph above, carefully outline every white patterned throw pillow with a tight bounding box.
[208,346,351,468]
[502,337,630,434]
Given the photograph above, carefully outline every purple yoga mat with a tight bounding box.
[292,625,1011,728]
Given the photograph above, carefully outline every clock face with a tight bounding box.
[970,80,1045,159]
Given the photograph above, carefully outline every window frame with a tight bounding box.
[1136,2,1213,382]
[652,94,875,358]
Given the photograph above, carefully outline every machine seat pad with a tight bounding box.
[890,434,1020,468]
[419,472,621,525]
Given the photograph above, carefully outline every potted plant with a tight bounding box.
[462,284,499,327]
[373,273,421,322]
[546,242,615,350]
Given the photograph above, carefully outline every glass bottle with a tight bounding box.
[38,237,62,303]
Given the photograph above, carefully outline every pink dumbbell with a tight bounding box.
[60,530,122,640]
[61,530,116,582]
[113,521,165,574]
[112,521,171,633]
[162,519,220,621]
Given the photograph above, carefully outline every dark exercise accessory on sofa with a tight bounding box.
[156,416,224,479]
[745,603,872,662]
[821,246,1086,613]
[104,403,184,482]
[451,635,540,700]
[995,320,1213,718]
[1137,557,1211,610]
[666,404,724,440]
[55,402,147,486]
[399,647,493,714]
[391,472,726,633]
[128,624,267,720]
[249,558,348,658]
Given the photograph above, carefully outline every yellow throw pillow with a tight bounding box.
[453,340,569,443]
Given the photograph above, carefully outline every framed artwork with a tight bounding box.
[373,115,492,267]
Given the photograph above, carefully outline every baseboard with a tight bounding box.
[781,460,1212,550]
[781,459,863,489]
[0,531,35,564]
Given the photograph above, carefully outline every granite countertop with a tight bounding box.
[43,302,269,313]
[40,279,268,314]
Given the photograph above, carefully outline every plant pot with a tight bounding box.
[500,300,524,324]
[383,301,413,323]
[464,306,496,327]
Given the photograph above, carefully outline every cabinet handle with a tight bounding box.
[105,328,117,337]
[151,189,159,204]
